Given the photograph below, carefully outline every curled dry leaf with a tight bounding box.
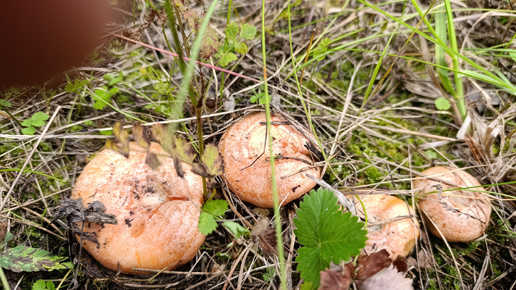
[319,268,352,290]
[355,265,413,290]
[132,123,150,150]
[106,122,130,158]
[0,218,7,242]
[133,123,161,169]
[251,219,277,257]
[356,249,392,281]
[192,144,224,178]
[355,250,412,290]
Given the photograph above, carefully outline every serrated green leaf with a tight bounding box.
[296,246,328,288]
[0,99,12,107]
[200,26,220,59]
[22,127,36,135]
[240,24,256,40]
[32,280,55,290]
[21,118,33,127]
[435,97,451,111]
[222,221,250,239]
[219,52,237,67]
[107,72,124,86]
[65,79,89,93]
[0,246,73,272]
[225,22,239,41]
[32,280,47,290]
[198,212,217,235]
[92,86,112,110]
[203,199,228,216]
[294,188,341,246]
[109,87,120,95]
[32,112,50,122]
[28,112,49,128]
[234,42,248,54]
[294,189,368,287]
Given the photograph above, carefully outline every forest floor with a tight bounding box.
[1,0,516,289]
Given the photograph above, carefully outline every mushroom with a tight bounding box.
[71,142,205,274]
[219,112,321,208]
[413,166,491,242]
[348,193,419,258]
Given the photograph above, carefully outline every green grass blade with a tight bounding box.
[435,11,455,95]
[262,0,286,288]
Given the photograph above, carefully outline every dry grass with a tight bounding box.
[1,0,516,289]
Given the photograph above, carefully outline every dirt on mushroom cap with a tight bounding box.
[414,166,491,243]
[72,142,205,274]
[219,112,321,208]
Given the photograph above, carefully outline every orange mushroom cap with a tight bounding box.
[219,112,321,208]
[71,142,205,274]
[414,166,491,242]
[348,194,419,258]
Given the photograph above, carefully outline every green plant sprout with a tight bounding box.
[198,199,250,238]
[215,22,257,66]
[435,96,451,111]
[91,72,124,110]
[32,280,56,290]
[21,112,50,135]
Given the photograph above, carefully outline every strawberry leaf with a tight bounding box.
[198,212,217,235]
[92,86,113,110]
[294,188,368,287]
[203,199,228,216]
[21,127,36,135]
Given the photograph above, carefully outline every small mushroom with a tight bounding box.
[414,166,491,242]
[348,194,419,258]
[71,142,205,274]
[219,112,321,208]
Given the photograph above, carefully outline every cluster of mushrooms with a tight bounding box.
[71,112,492,274]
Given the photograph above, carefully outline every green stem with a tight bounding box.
[218,0,233,105]
[443,0,467,121]
[0,267,10,290]
[262,1,286,289]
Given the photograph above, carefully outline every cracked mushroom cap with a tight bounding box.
[348,194,419,258]
[413,166,491,242]
[71,142,204,274]
[219,112,321,208]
